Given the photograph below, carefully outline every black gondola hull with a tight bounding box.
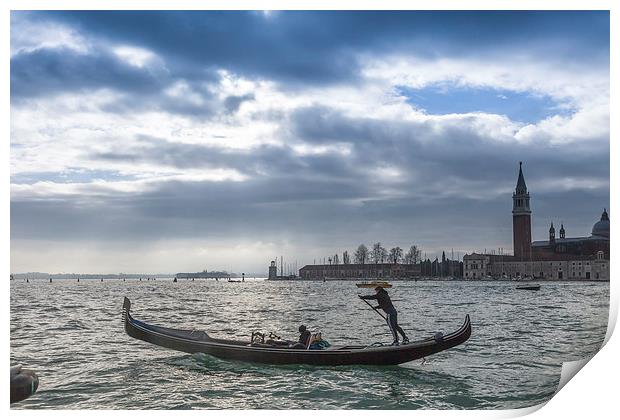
[122,297,471,366]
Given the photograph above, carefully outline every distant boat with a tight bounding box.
[356,281,392,288]
[516,284,541,291]
[228,279,243,283]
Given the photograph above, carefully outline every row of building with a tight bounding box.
[289,253,463,280]
[295,262,421,280]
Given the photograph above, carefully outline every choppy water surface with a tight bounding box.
[10,279,609,409]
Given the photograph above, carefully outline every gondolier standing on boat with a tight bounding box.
[360,286,409,345]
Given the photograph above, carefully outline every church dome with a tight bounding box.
[591,209,610,238]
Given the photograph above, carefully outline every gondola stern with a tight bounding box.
[123,297,131,313]
[122,297,134,335]
[456,313,472,345]
[464,314,471,335]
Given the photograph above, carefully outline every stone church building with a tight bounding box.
[464,163,609,280]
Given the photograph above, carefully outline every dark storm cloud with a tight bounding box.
[90,135,362,182]
[43,11,609,63]
[12,11,609,100]
[10,176,369,241]
[10,46,224,117]
[10,48,164,99]
[10,171,609,253]
[96,107,609,201]
[288,104,610,187]
[11,98,610,251]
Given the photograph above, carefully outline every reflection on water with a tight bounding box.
[10,279,608,409]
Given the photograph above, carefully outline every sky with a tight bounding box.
[9,11,610,274]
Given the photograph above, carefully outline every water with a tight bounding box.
[10,279,609,409]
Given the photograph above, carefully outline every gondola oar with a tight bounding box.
[359,295,387,321]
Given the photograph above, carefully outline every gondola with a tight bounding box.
[516,284,541,291]
[356,281,392,288]
[122,297,471,366]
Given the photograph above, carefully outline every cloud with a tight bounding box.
[11,47,166,99]
[10,11,610,272]
[224,93,255,114]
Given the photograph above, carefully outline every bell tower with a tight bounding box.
[512,162,532,260]
[549,222,556,245]
[268,260,278,280]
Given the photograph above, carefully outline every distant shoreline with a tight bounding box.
[10,273,266,280]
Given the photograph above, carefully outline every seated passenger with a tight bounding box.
[290,325,311,349]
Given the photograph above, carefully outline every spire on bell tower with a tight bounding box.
[513,162,531,215]
[516,161,528,195]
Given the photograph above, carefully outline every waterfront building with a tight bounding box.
[464,163,610,280]
[531,210,610,259]
[464,252,608,280]
[298,263,421,281]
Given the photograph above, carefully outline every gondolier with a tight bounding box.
[359,286,409,345]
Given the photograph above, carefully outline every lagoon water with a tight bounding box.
[10,279,609,409]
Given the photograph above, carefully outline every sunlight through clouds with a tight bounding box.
[10,11,609,272]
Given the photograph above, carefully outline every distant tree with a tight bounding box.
[389,247,403,264]
[371,243,381,264]
[333,254,339,265]
[372,242,388,264]
[405,245,421,264]
[354,244,368,264]
[343,251,350,265]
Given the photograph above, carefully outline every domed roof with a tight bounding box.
[591,209,609,238]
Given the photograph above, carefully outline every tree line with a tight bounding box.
[325,243,422,265]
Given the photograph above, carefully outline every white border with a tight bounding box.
[4,2,617,420]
